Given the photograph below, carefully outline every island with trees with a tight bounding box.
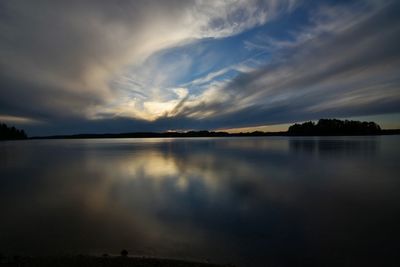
[287,119,383,136]
[0,123,27,140]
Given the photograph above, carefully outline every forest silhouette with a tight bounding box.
[288,119,382,136]
[0,123,27,140]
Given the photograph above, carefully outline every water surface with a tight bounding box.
[0,136,399,266]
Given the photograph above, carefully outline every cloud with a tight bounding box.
[0,0,296,126]
[0,114,40,125]
[2,0,398,135]
[170,0,400,128]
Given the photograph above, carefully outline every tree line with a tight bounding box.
[288,119,382,136]
[0,123,28,140]
[1,118,395,140]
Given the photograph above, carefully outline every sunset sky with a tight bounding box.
[1,0,399,135]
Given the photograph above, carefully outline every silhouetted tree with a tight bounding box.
[0,123,28,140]
[288,119,381,136]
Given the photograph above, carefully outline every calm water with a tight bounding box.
[0,136,399,266]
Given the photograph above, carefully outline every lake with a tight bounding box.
[0,136,399,266]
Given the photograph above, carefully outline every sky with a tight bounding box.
[0,0,400,135]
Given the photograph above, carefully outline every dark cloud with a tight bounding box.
[1,0,399,135]
[1,0,299,134]
[0,0,194,121]
[172,0,400,129]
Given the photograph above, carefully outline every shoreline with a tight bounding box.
[0,254,235,267]
[28,129,400,140]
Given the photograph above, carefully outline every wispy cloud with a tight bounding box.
[1,0,399,134]
[168,0,400,128]
[0,0,296,125]
[0,115,41,125]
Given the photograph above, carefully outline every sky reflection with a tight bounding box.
[0,137,399,266]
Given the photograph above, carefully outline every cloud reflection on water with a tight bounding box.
[0,137,399,266]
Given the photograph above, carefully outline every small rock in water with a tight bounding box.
[120,249,128,257]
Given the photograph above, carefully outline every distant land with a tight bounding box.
[30,119,400,139]
[1,119,400,141]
